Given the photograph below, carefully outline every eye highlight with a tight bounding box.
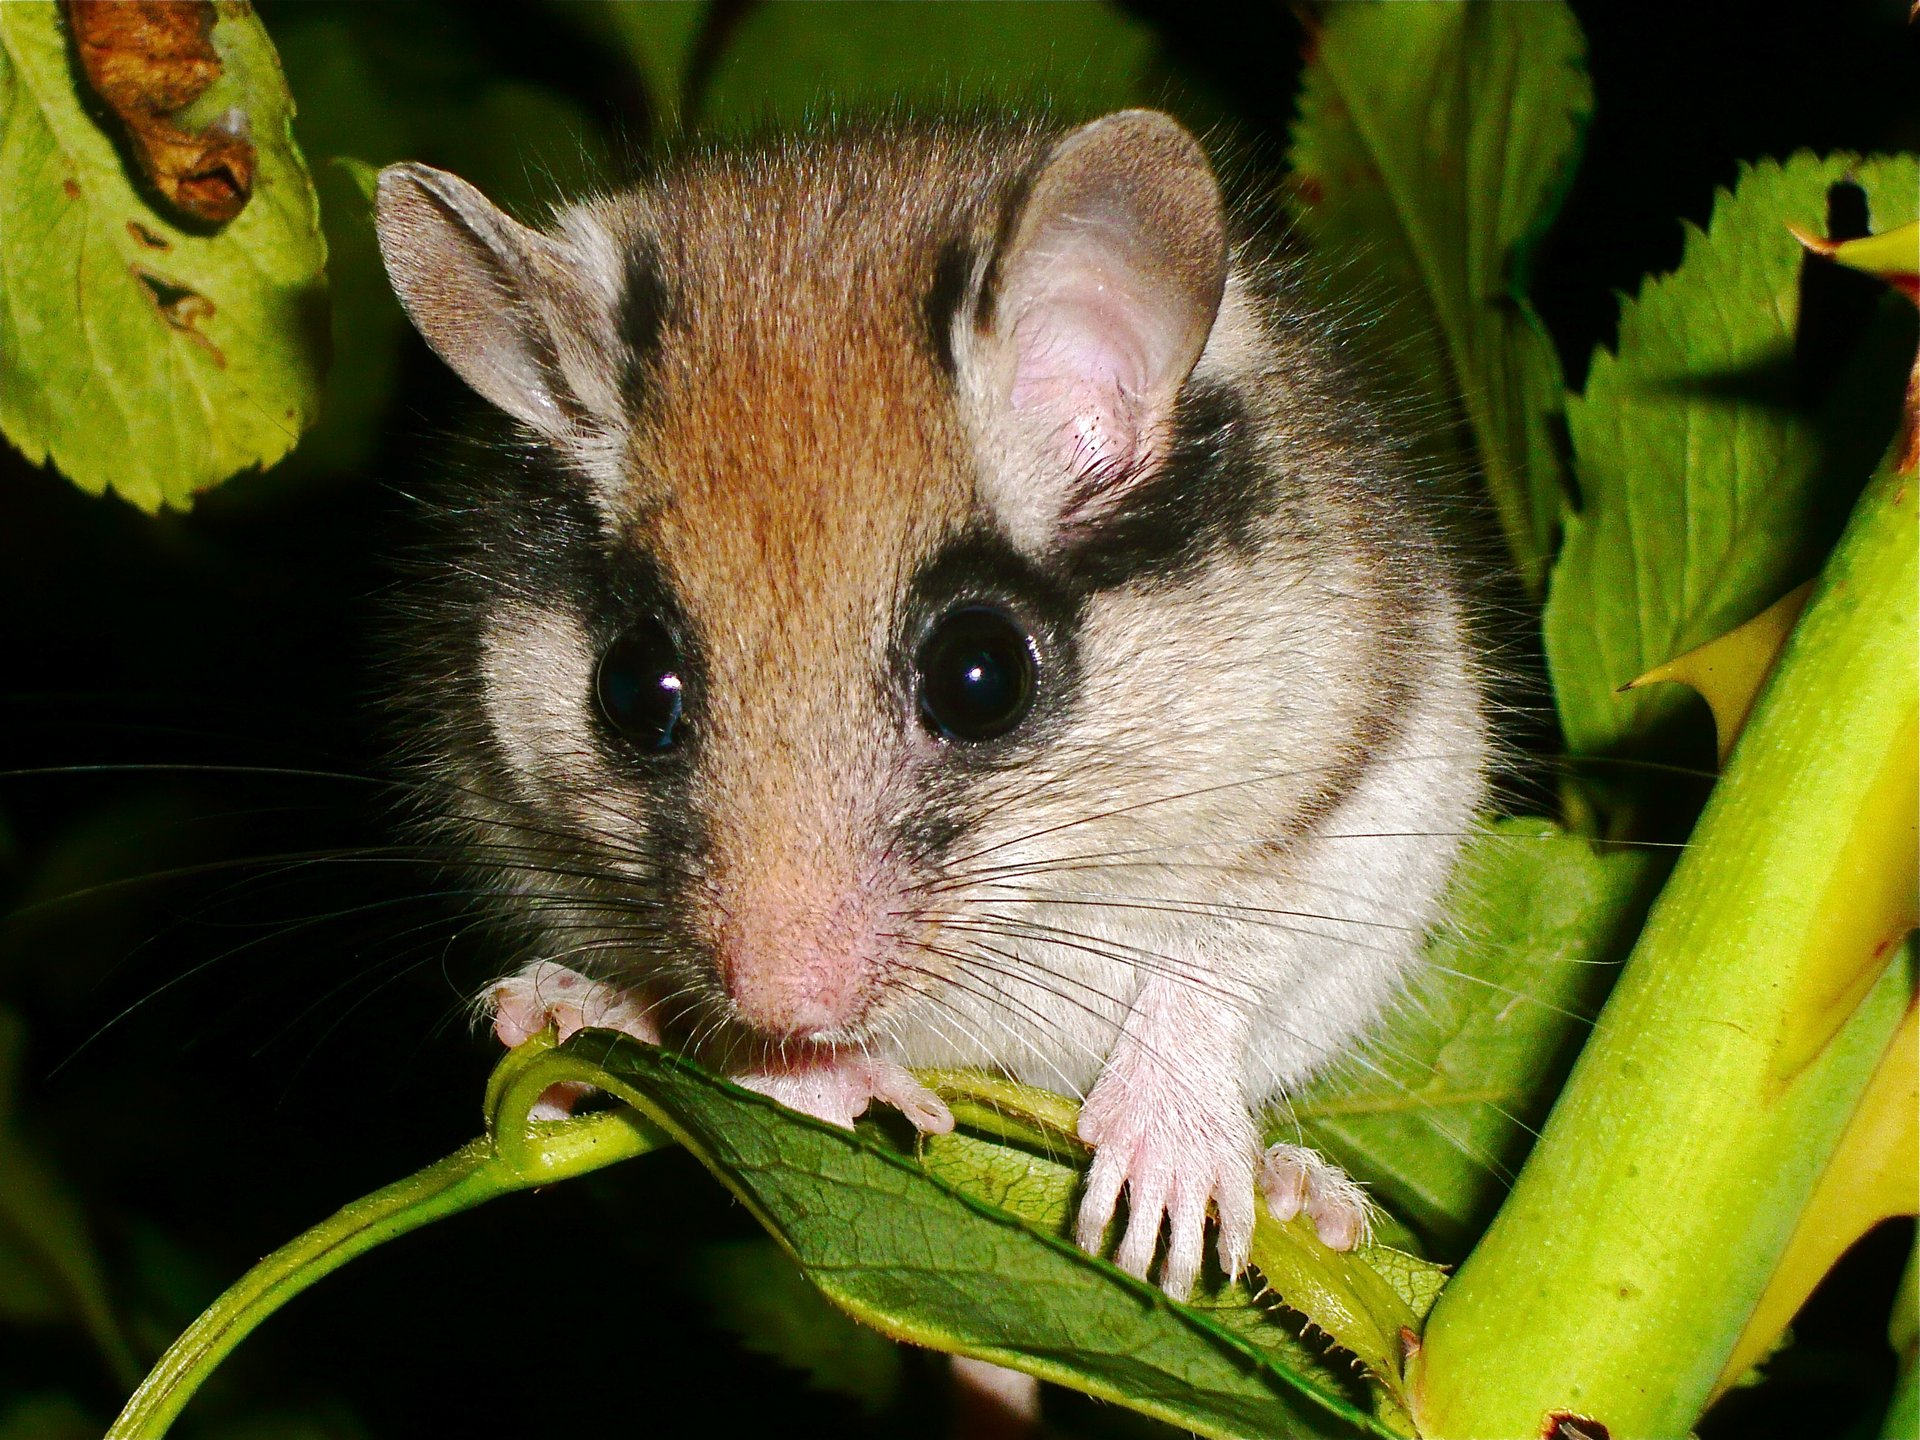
[596,616,685,752]
[916,605,1038,743]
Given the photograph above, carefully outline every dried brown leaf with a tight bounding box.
[62,0,254,223]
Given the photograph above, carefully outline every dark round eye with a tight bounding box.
[916,606,1038,743]
[596,617,685,751]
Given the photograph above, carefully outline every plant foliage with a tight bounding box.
[0,0,326,509]
[1,2,1914,1438]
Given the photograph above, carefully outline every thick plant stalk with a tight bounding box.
[1409,439,1918,1437]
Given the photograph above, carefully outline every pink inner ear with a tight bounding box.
[1004,246,1194,512]
[1009,292,1149,488]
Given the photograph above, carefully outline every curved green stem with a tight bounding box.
[107,1039,668,1440]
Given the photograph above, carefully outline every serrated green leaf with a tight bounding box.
[696,1239,905,1413]
[1544,152,1920,759]
[511,1035,1391,1440]
[1285,0,1590,593]
[0,0,327,509]
[696,0,1157,132]
[1288,819,1656,1256]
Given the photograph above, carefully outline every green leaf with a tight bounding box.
[0,1395,98,1440]
[695,1239,906,1413]
[696,1,1157,132]
[567,0,709,133]
[1544,152,1920,759]
[0,1006,139,1387]
[1288,819,1657,1255]
[1285,0,1591,593]
[0,0,327,509]
[507,1035,1393,1440]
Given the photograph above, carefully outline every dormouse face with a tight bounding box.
[376,112,1435,1063]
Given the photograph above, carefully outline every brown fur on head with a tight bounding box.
[598,132,1019,1024]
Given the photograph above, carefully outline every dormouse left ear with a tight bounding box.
[968,110,1227,543]
[374,163,625,443]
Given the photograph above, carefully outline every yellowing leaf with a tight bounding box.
[1713,993,1918,1402]
[0,0,327,509]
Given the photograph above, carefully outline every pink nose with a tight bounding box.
[717,904,871,1039]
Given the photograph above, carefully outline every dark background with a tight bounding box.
[2,3,1916,1436]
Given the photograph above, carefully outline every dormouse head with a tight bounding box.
[374,111,1392,1060]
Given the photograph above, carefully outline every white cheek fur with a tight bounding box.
[479,603,615,809]
[884,545,1489,1110]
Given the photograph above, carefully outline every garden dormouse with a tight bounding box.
[372,108,1490,1300]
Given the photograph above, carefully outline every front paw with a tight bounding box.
[1259,1143,1374,1250]
[488,960,662,1050]
[1075,1080,1258,1301]
[738,1053,954,1135]
[486,961,661,1120]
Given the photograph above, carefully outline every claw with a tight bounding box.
[1213,1167,1256,1281]
[1162,1178,1209,1301]
[1075,1145,1127,1253]
[1260,1143,1373,1251]
[863,1060,955,1134]
[1112,1159,1168,1279]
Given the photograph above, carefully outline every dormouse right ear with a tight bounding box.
[375,164,620,439]
[966,110,1227,547]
